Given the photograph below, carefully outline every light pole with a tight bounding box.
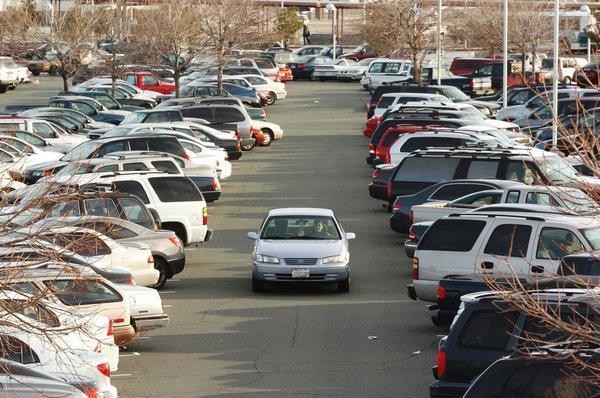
[326,2,337,60]
[437,0,442,85]
[502,0,508,108]
[552,0,559,149]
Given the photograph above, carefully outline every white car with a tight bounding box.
[337,58,377,81]
[247,208,355,293]
[0,136,63,179]
[250,119,283,147]
[0,290,119,371]
[373,93,449,117]
[78,77,162,99]
[0,327,117,398]
[29,225,159,287]
[496,89,581,122]
[312,59,356,81]
[203,74,287,105]
[0,118,88,152]
[179,137,232,179]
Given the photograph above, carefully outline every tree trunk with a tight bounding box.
[62,74,68,92]
[111,52,117,98]
[531,46,537,83]
[174,68,181,98]
[411,51,422,84]
[521,51,526,80]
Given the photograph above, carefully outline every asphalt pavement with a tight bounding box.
[1,78,440,397]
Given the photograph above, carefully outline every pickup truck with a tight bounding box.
[467,61,530,97]
[123,71,175,95]
[431,251,600,327]
[411,185,599,226]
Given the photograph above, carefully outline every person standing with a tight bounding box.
[303,24,311,45]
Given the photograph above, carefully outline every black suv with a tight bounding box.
[430,290,596,398]
[463,351,600,398]
[23,134,187,183]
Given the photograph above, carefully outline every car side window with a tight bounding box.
[466,160,499,179]
[152,160,179,174]
[113,180,150,204]
[536,227,585,260]
[142,75,158,86]
[476,64,493,77]
[48,201,81,217]
[83,199,120,218]
[31,122,55,138]
[457,310,518,350]
[506,190,520,203]
[97,164,119,172]
[98,141,126,156]
[125,75,136,84]
[122,162,149,171]
[483,224,532,258]
[526,192,559,206]
[118,197,151,225]
[0,336,39,364]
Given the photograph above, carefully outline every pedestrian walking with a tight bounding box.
[303,25,311,45]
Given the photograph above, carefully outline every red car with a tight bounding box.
[374,126,430,165]
[341,44,377,61]
[123,71,176,94]
[574,62,600,87]
[449,58,495,77]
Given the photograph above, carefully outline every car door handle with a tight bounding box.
[531,265,545,273]
[481,261,494,270]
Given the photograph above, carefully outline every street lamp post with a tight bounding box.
[326,3,337,60]
[437,0,442,85]
[552,0,559,149]
[502,0,508,108]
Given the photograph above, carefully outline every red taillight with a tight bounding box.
[147,255,154,264]
[183,153,191,161]
[412,257,419,280]
[384,150,391,164]
[211,178,220,190]
[437,285,446,300]
[168,235,181,248]
[392,202,402,212]
[202,207,208,225]
[298,63,306,69]
[97,363,110,377]
[368,142,375,152]
[235,140,241,150]
[408,210,414,229]
[84,387,101,398]
[372,169,381,180]
[113,318,124,324]
[408,229,416,240]
[436,349,447,378]
[386,180,392,199]
[107,319,113,336]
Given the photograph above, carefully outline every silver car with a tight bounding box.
[247,208,355,293]
[41,216,185,289]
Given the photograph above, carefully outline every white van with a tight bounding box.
[540,57,587,84]
[373,93,448,116]
[361,59,412,92]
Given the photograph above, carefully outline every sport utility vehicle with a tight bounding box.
[409,212,600,303]
[430,289,597,398]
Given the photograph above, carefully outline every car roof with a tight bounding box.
[432,178,525,189]
[267,208,335,217]
[456,209,599,226]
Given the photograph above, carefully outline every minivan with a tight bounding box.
[361,59,412,92]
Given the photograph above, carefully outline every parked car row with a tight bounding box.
[0,63,294,396]
[357,81,600,397]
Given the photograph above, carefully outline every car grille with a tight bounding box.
[275,273,328,281]
[284,258,318,266]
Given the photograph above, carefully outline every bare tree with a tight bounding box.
[357,0,437,83]
[0,5,30,57]
[130,0,203,97]
[197,0,264,92]
[23,3,102,92]
[463,1,504,57]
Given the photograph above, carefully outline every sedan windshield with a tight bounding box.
[261,216,341,240]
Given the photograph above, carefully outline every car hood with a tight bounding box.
[466,99,500,111]
[25,159,67,173]
[257,239,343,259]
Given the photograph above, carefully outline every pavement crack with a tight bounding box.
[197,298,236,322]
[225,345,268,390]
[290,306,300,347]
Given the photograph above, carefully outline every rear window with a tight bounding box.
[148,138,185,157]
[118,197,153,229]
[213,108,245,123]
[394,157,459,183]
[44,279,122,306]
[48,232,112,257]
[113,181,150,204]
[430,183,491,201]
[419,219,486,251]
[149,177,202,202]
[560,257,600,276]
[380,131,401,147]
[83,198,120,218]
[457,310,518,351]
[152,160,180,174]
[377,96,396,109]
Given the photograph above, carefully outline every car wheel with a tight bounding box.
[309,73,317,81]
[563,76,571,85]
[241,140,255,151]
[337,277,350,293]
[31,71,40,77]
[151,257,168,290]
[259,129,273,146]
[252,277,264,292]
[265,91,276,105]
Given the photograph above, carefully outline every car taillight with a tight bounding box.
[384,150,391,164]
[408,210,413,229]
[375,146,384,159]
[386,180,392,199]
[392,202,402,212]
[298,63,306,69]
[97,363,110,378]
[211,178,220,190]
[437,285,446,300]
[183,153,191,161]
[235,140,241,150]
[107,319,113,336]
[168,235,181,248]
[372,169,381,180]
[436,348,447,378]
[147,255,154,264]
[84,387,101,398]
[408,229,416,241]
[412,257,419,280]
[368,142,375,153]
[126,277,135,285]
[202,207,208,225]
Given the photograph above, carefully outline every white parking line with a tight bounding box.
[136,336,151,340]
[163,305,173,308]
[112,374,132,378]
[119,352,141,358]
[169,278,180,282]
[160,290,176,294]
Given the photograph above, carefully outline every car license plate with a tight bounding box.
[292,268,310,278]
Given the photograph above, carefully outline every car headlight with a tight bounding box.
[253,254,280,264]
[322,254,348,265]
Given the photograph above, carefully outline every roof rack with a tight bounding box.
[448,213,547,222]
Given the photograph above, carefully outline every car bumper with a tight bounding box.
[414,279,438,302]
[189,226,212,245]
[272,128,284,140]
[390,213,409,233]
[202,189,222,202]
[253,264,349,283]
[218,161,232,179]
[407,283,417,300]
[404,239,417,258]
[227,149,243,160]
[313,71,338,79]
[131,268,160,287]
[239,137,256,147]
[429,380,470,398]
[368,183,388,201]
[431,308,455,327]
[132,314,170,333]
[103,385,118,398]
[166,256,185,276]
[113,324,136,346]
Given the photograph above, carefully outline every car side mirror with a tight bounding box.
[247,232,259,240]
[345,232,356,240]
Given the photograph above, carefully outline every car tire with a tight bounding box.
[309,73,317,81]
[31,71,40,77]
[252,277,264,292]
[337,277,350,293]
[265,91,276,105]
[151,257,169,290]
[259,129,273,146]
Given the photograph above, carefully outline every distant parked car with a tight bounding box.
[287,56,337,81]
[340,44,377,61]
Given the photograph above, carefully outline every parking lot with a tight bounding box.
[40,80,436,397]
